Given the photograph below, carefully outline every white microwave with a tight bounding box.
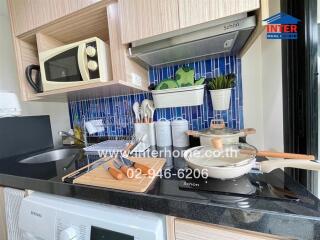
[39,37,112,92]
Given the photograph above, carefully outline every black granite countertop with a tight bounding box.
[0,149,320,239]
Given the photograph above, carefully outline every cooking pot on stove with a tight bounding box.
[186,119,256,145]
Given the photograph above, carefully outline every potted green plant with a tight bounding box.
[207,73,236,110]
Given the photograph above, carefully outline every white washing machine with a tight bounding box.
[18,192,166,240]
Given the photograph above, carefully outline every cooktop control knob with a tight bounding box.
[60,227,78,240]
[87,60,98,71]
[85,46,96,57]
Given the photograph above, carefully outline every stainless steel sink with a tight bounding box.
[19,149,81,164]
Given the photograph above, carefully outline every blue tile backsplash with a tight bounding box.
[69,56,243,137]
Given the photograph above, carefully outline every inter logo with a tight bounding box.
[263,12,300,40]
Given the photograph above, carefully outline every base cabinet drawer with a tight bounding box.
[168,217,292,240]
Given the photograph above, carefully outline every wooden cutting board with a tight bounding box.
[71,157,166,193]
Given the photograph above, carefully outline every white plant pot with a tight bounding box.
[209,88,232,111]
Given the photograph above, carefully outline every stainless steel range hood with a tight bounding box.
[129,14,256,68]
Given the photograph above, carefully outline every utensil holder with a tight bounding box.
[134,123,156,146]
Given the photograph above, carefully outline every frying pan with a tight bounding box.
[184,140,319,180]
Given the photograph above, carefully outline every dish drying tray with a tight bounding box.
[84,140,129,154]
[84,140,150,154]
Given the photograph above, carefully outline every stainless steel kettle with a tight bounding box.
[25,64,43,93]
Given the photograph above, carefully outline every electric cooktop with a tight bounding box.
[178,171,300,202]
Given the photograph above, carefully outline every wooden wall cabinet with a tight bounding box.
[166,217,292,240]
[178,0,260,28]
[119,0,260,44]
[8,0,101,36]
[118,0,180,44]
[7,0,148,101]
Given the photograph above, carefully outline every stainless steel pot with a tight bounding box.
[186,119,256,145]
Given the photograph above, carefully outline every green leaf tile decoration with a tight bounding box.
[175,67,195,87]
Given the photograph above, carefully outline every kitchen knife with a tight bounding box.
[113,158,131,177]
[120,155,152,176]
[63,158,111,183]
[103,163,124,180]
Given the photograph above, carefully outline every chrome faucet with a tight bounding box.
[59,115,89,147]
[59,131,87,147]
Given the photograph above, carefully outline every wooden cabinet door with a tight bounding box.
[178,0,260,29]
[118,0,180,43]
[174,218,290,240]
[8,0,100,35]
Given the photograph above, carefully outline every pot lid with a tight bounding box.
[184,143,257,168]
[199,127,240,136]
[198,119,240,136]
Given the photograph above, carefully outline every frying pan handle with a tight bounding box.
[185,130,200,137]
[210,119,225,129]
[239,128,256,137]
[257,151,315,160]
[260,159,320,173]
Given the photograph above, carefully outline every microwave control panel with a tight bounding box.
[85,41,100,80]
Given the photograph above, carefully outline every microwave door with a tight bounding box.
[44,47,83,82]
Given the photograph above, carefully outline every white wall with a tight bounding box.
[241,0,283,152]
[242,32,283,152]
[241,35,265,149]
[0,1,70,146]
[260,33,283,151]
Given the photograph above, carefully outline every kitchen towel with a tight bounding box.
[4,188,26,240]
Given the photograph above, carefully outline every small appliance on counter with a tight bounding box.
[39,37,112,92]
[0,92,21,118]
